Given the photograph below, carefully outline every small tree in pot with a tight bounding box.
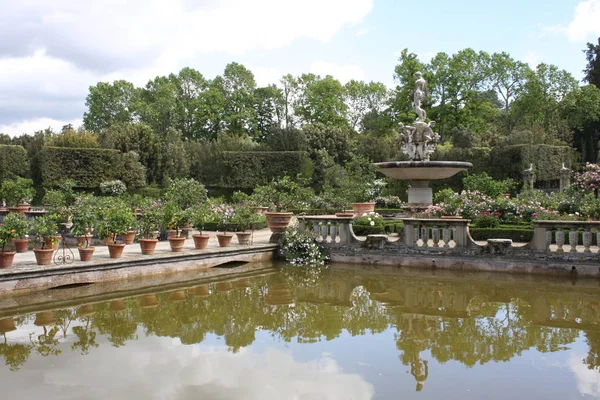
[98,199,135,259]
[189,203,214,249]
[5,213,30,253]
[0,213,24,268]
[70,195,97,261]
[0,178,35,215]
[231,204,262,245]
[30,216,58,265]
[138,199,163,255]
[162,201,187,252]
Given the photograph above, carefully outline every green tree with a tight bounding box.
[562,85,600,162]
[584,37,600,88]
[295,74,348,127]
[253,85,283,141]
[137,76,177,136]
[170,67,209,139]
[217,62,257,135]
[344,80,388,131]
[83,80,139,132]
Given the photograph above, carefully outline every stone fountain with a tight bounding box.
[375,72,472,210]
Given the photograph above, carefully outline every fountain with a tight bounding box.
[375,72,472,210]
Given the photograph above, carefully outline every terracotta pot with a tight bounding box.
[167,230,178,238]
[168,290,187,302]
[33,248,54,265]
[11,238,29,253]
[192,234,210,249]
[78,246,95,261]
[216,233,233,247]
[0,317,16,334]
[109,300,126,312]
[103,235,114,245]
[139,294,159,309]
[216,281,233,293]
[168,236,186,252]
[8,204,29,216]
[122,230,137,245]
[0,251,16,269]
[34,311,55,326]
[188,285,210,298]
[75,235,92,247]
[251,206,269,214]
[265,212,293,233]
[139,238,158,255]
[107,243,126,259]
[236,232,252,245]
[352,202,376,216]
[43,235,60,250]
[77,304,96,317]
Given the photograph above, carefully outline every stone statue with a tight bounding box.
[413,72,427,122]
[523,164,535,190]
[559,163,572,192]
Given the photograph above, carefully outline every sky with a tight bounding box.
[0,0,599,136]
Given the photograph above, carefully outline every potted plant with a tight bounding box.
[71,195,96,261]
[138,200,162,255]
[98,200,136,259]
[0,213,23,268]
[231,204,260,245]
[30,215,58,265]
[5,213,30,253]
[214,203,234,247]
[189,203,213,249]
[162,201,187,252]
[0,178,35,215]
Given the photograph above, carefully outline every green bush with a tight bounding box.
[469,227,534,242]
[352,219,404,236]
[39,147,146,189]
[0,145,29,182]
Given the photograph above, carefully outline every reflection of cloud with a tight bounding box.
[569,352,600,397]
[1,336,374,399]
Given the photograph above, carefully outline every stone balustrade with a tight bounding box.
[531,220,600,253]
[401,218,471,249]
[297,216,357,245]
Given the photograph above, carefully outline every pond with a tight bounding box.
[0,263,600,399]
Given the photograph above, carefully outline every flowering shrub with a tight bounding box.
[423,204,446,218]
[100,180,127,196]
[282,228,328,266]
[354,212,383,228]
[473,212,501,228]
[574,163,600,195]
[0,213,25,252]
[374,196,404,209]
[580,195,600,220]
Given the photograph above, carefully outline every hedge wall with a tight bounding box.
[469,227,534,242]
[40,147,146,189]
[217,151,313,188]
[0,145,29,182]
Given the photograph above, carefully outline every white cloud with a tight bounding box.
[0,0,373,128]
[569,352,600,397]
[248,66,286,87]
[0,117,82,137]
[523,51,539,68]
[565,0,600,41]
[0,335,375,400]
[356,28,370,37]
[310,60,365,83]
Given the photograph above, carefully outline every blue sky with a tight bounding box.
[0,0,598,135]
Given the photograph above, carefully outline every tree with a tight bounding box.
[295,74,348,127]
[562,85,600,162]
[83,80,139,132]
[137,76,178,137]
[584,37,600,88]
[344,80,388,131]
[217,62,257,135]
[253,85,283,141]
[170,67,209,139]
[392,49,426,122]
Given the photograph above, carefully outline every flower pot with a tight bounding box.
[236,231,252,245]
[8,204,29,216]
[265,212,293,233]
[34,311,55,326]
[77,304,96,317]
[352,202,376,216]
[122,230,137,245]
[0,252,15,269]
[167,230,178,238]
[0,317,16,334]
[77,246,95,261]
[188,285,210,298]
[11,238,29,253]
[168,236,186,252]
[139,294,159,309]
[33,248,54,265]
[168,290,187,302]
[43,235,61,250]
[192,234,210,249]
[103,235,114,245]
[107,243,126,259]
[234,278,252,288]
[75,235,92,247]
[251,206,269,214]
[109,300,126,312]
[216,233,233,247]
[139,238,158,255]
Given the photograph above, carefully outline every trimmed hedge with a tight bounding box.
[0,145,29,181]
[353,220,405,236]
[40,147,146,189]
[217,151,313,188]
[469,227,534,242]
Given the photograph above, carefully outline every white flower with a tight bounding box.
[370,221,375,226]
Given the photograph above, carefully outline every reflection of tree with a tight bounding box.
[583,331,600,370]
[71,319,99,355]
[0,342,32,371]
[31,326,61,357]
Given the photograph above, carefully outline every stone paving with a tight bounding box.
[0,229,275,278]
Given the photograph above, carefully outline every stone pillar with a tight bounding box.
[559,163,572,192]
[523,164,535,190]
[407,180,432,205]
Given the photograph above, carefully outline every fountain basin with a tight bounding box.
[374,161,473,180]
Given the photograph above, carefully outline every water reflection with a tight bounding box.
[1,265,600,398]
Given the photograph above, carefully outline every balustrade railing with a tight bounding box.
[531,220,600,253]
[401,218,471,249]
[297,216,356,245]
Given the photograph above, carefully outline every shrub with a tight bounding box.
[473,212,501,228]
[138,199,163,239]
[0,213,27,252]
[30,215,58,249]
[282,228,328,266]
[251,176,314,212]
[0,177,35,206]
[100,180,127,196]
[0,145,29,183]
[463,172,516,198]
[165,178,207,210]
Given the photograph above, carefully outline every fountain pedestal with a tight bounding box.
[408,180,432,205]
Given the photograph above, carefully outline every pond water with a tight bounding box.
[1,264,600,399]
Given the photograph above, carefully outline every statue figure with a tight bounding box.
[412,72,427,122]
[523,164,535,190]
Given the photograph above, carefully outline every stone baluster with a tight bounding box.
[569,228,578,252]
[432,226,440,247]
[545,230,552,251]
[442,227,451,248]
[414,226,420,246]
[583,227,592,253]
[338,219,352,244]
[330,222,338,243]
[597,231,600,254]
[421,226,429,247]
[555,229,565,252]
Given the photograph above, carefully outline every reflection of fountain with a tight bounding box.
[375,72,471,212]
